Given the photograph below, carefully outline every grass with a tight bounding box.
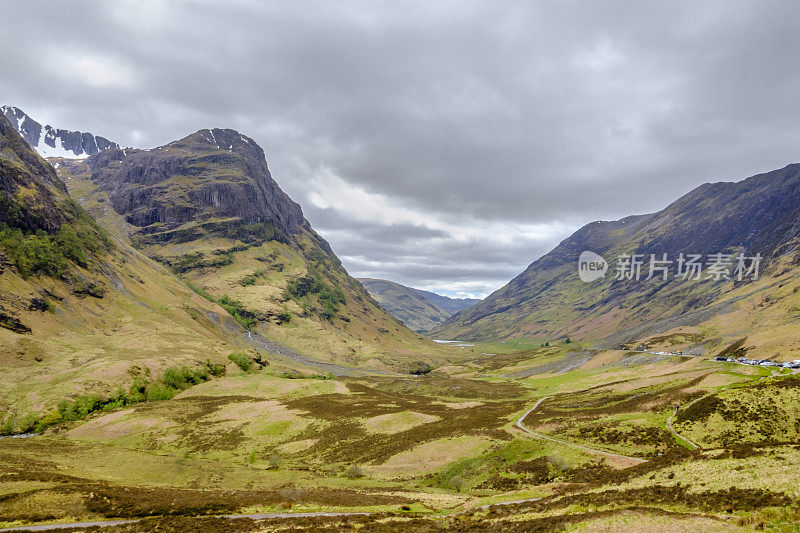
[2,352,800,530]
[0,361,226,435]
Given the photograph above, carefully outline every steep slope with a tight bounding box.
[55,128,438,370]
[357,278,452,332]
[0,114,256,427]
[358,278,479,332]
[436,164,800,359]
[2,105,120,158]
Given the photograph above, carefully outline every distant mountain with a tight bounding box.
[435,164,800,359]
[413,288,480,315]
[358,278,479,333]
[1,105,119,158]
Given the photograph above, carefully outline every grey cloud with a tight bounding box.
[2,0,798,297]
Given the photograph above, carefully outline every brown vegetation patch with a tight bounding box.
[285,381,524,465]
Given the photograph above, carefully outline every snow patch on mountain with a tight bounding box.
[1,105,120,159]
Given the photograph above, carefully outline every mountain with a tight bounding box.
[52,128,437,371]
[436,163,800,359]
[1,105,119,158]
[0,112,254,421]
[357,278,479,332]
[357,278,449,332]
[413,288,480,315]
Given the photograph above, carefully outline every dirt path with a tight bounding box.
[515,396,647,464]
[665,406,700,450]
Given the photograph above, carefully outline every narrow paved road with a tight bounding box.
[515,396,648,464]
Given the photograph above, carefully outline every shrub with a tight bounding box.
[160,365,211,390]
[0,202,112,279]
[449,475,466,492]
[129,377,149,402]
[187,282,214,302]
[239,269,267,287]
[1,362,223,435]
[169,251,233,273]
[228,352,252,372]
[205,360,226,377]
[409,362,433,375]
[147,382,178,401]
[345,465,366,479]
[248,450,257,467]
[269,454,284,469]
[277,311,291,324]
[279,486,302,503]
[34,410,62,433]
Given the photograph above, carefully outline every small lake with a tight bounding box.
[433,339,475,348]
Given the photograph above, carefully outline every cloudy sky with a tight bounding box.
[3,1,798,297]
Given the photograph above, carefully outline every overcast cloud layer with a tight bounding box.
[2,0,798,297]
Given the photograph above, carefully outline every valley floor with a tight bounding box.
[2,345,799,532]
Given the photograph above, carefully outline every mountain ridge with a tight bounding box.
[435,163,800,358]
[1,105,120,158]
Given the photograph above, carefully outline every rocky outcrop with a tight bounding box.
[1,105,119,158]
[86,128,305,242]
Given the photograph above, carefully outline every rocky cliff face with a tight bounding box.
[86,128,306,243]
[435,164,800,352]
[1,105,119,158]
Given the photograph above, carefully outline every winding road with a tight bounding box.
[515,396,648,464]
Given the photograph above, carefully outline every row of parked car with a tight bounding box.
[714,356,800,369]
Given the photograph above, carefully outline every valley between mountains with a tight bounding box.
[2,107,800,532]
